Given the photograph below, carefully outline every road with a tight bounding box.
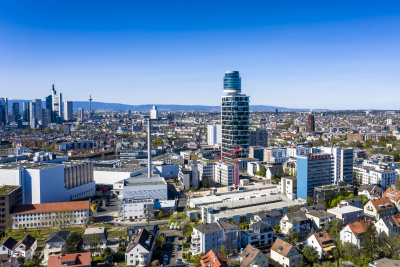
[160,230,185,266]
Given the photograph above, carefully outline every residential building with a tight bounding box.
[383,187,400,211]
[43,231,70,262]
[0,186,22,233]
[240,244,268,267]
[305,210,336,231]
[339,198,364,209]
[297,154,333,200]
[306,231,336,259]
[270,238,303,267]
[327,206,364,225]
[241,221,273,247]
[249,129,268,147]
[364,197,396,221]
[221,71,250,158]
[179,163,200,189]
[318,147,353,184]
[313,184,354,205]
[200,249,228,267]
[190,221,239,256]
[249,146,264,161]
[47,252,91,267]
[286,146,310,158]
[213,161,236,186]
[252,210,282,227]
[353,165,396,191]
[125,228,154,267]
[0,255,18,267]
[207,125,222,146]
[375,214,400,237]
[10,200,90,230]
[340,219,374,247]
[281,176,297,199]
[126,225,159,243]
[118,197,154,221]
[280,211,310,237]
[264,148,288,163]
[0,235,37,261]
[83,227,108,252]
[266,166,283,180]
[358,185,383,200]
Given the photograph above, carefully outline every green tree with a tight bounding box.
[152,138,163,147]
[330,199,339,208]
[303,246,319,264]
[306,198,313,206]
[327,218,343,239]
[285,227,295,245]
[220,245,227,257]
[361,224,377,256]
[66,232,83,253]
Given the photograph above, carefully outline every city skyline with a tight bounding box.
[0,1,399,109]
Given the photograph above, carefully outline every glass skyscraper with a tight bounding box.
[221,71,250,158]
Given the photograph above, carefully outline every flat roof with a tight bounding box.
[0,162,60,170]
[0,185,20,195]
[327,206,363,214]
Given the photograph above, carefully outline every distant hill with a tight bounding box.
[9,99,319,112]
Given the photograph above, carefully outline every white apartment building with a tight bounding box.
[10,200,90,230]
[207,125,222,146]
[264,148,289,163]
[214,161,236,186]
[318,146,353,185]
[125,228,155,267]
[353,166,396,190]
[178,163,199,190]
[118,197,154,221]
[287,146,310,158]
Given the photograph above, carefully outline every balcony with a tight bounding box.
[191,232,200,240]
[190,244,200,254]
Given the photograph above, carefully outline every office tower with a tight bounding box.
[29,102,37,129]
[319,147,353,185]
[42,108,51,126]
[207,124,222,146]
[79,108,84,119]
[275,109,278,116]
[221,71,250,158]
[22,102,30,122]
[12,102,19,122]
[249,129,268,147]
[249,146,264,161]
[45,95,53,123]
[297,154,333,199]
[51,84,62,121]
[64,101,73,121]
[307,111,315,132]
[0,98,8,124]
[32,99,43,124]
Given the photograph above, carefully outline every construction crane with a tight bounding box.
[214,144,242,188]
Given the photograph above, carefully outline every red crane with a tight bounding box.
[214,144,242,187]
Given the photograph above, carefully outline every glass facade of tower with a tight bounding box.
[221,71,250,158]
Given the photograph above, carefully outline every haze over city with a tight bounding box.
[1,1,399,109]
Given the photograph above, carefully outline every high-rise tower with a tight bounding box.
[307,110,315,132]
[88,95,92,119]
[221,71,250,158]
[51,84,62,121]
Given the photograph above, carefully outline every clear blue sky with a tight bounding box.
[0,1,399,109]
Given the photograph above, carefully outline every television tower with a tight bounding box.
[88,95,92,118]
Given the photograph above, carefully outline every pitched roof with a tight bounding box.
[47,252,91,267]
[11,200,89,215]
[0,255,18,266]
[1,237,18,251]
[271,238,298,257]
[258,210,282,220]
[312,231,335,248]
[342,197,363,204]
[286,211,308,224]
[217,221,238,231]
[368,197,395,211]
[46,231,70,244]
[302,204,326,212]
[14,234,36,250]
[200,249,228,267]
[240,244,266,267]
[345,220,374,239]
[384,187,400,202]
[126,228,155,253]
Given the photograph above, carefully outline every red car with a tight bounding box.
[265,249,271,253]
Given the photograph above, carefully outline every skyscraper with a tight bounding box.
[29,102,37,129]
[51,84,62,121]
[307,111,315,132]
[78,108,84,119]
[207,124,222,146]
[221,71,250,158]
[32,99,43,125]
[249,129,268,147]
[0,98,8,124]
[22,102,30,122]
[12,102,19,122]
[64,101,73,121]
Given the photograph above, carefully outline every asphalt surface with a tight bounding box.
[160,230,185,266]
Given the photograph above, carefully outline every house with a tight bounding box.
[301,204,326,213]
[252,210,282,227]
[383,187,400,211]
[327,206,364,225]
[126,225,159,242]
[358,185,382,200]
[47,252,91,267]
[125,229,154,267]
[280,211,310,237]
[190,221,239,256]
[340,219,375,247]
[266,166,284,180]
[82,227,108,252]
[339,198,364,209]
[43,231,70,262]
[305,210,336,231]
[241,221,273,247]
[375,214,400,237]
[12,235,37,261]
[306,231,336,259]
[270,238,303,267]
[200,249,228,267]
[0,255,19,267]
[0,238,18,257]
[364,197,396,221]
[240,244,269,267]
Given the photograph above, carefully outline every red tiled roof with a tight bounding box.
[347,220,374,239]
[368,197,395,211]
[200,249,228,267]
[384,188,400,202]
[11,200,89,215]
[47,252,91,267]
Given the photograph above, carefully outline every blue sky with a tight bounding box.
[0,1,399,109]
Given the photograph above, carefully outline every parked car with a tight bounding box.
[163,255,168,262]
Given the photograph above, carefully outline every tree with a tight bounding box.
[303,246,319,264]
[220,245,227,257]
[152,138,163,147]
[327,218,343,239]
[32,230,38,239]
[285,227,295,245]
[306,198,313,206]
[151,260,160,266]
[66,232,83,253]
[361,224,377,256]
[168,212,190,228]
[395,175,400,191]
[330,199,339,208]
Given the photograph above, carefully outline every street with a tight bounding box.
[160,230,185,266]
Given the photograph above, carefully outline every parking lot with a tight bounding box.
[159,230,185,266]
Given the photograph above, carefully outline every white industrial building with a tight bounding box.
[0,162,95,204]
[121,176,168,200]
[118,197,154,221]
[214,161,236,186]
[178,163,200,189]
